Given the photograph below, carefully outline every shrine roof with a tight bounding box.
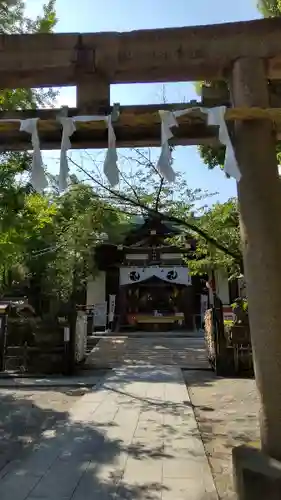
[122,219,180,246]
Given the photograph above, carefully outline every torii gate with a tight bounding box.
[2,16,281,477]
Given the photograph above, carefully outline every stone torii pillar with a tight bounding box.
[231,58,281,462]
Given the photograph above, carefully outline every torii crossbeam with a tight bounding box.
[0,18,281,150]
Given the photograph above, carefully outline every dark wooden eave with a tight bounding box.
[122,217,182,246]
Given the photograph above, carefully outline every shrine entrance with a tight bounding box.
[93,214,205,335]
[123,276,195,332]
[3,17,281,465]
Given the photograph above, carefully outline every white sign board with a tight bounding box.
[64,326,70,342]
[93,302,107,327]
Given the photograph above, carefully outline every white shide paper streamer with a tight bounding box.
[206,106,241,182]
[103,114,119,187]
[58,117,76,192]
[20,118,48,192]
[157,106,241,183]
[58,114,119,191]
[0,105,240,193]
[0,118,47,192]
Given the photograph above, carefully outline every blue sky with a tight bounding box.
[25,0,261,204]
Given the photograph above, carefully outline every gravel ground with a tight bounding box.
[0,386,90,473]
[183,370,260,500]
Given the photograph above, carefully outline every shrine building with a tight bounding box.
[87,214,239,333]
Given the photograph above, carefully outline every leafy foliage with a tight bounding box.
[0,1,57,109]
[0,1,58,295]
[0,190,56,280]
[23,181,124,310]
[257,0,281,16]
[185,199,242,277]
[198,1,281,170]
[0,1,57,34]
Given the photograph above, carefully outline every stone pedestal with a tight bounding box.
[233,445,281,500]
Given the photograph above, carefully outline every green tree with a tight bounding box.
[257,0,281,16]
[0,1,57,109]
[0,185,57,289]
[198,1,281,171]
[22,179,123,312]
[186,198,242,277]
[0,1,57,291]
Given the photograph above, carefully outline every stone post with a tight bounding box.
[76,76,110,114]
[231,57,281,459]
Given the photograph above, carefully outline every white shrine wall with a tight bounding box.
[214,269,230,305]
[86,272,106,306]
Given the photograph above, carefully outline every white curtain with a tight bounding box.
[120,266,192,286]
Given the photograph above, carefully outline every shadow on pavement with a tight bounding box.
[0,370,217,499]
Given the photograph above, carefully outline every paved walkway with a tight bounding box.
[0,374,103,388]
[85,336,210,370]
[0,366,217,500]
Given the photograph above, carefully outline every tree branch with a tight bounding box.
[68,157,243,269]
[155,177,164,212]
[117,167,145,214]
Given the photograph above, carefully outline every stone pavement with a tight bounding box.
[0,366,218,500]
[85,336,210,370]
[0,373,104,388]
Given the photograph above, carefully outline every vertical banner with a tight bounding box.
[108,294,116,323]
